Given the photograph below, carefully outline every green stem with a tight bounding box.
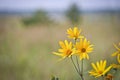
[76,56,80,73]
[70,56,79,74]
[71,56,82,80]
[80,60,84,80]
[71,56,84,80]
[81,60,83,75]
[102,76,104,80]
[74,39,81,73]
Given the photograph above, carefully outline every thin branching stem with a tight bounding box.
[81,60,83,75]
[102,76,104,80]
[76,56,80,73]
[70,56,81,79]
[71,56,84,80]
[80,59,84,80]
[74,39,81,73]
[70,56,79,74]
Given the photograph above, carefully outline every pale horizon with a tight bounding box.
[0,0,120,11]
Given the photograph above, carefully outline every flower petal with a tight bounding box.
[112,51,119,56]
[114,44,120,51]
[91,63,98,72]
[102,66,112,75]
[117,54,120,64]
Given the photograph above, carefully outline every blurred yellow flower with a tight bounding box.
[112,44,120,64]
[111,64,120,69]
[53,40,75,60]
[74,38,93,60]
[89,60,112,78]
[67,27,84,40]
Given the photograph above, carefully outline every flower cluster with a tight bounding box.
[53,27,93,60]
[52,27,120,80]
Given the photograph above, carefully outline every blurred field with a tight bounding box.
[0,13,120,80]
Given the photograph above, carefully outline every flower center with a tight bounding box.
[66,50,72,56]
[73,35,77,38]
[98,71,103,74]
[81,48,86,53]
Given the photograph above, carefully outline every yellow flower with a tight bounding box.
[112,44,120,64]
[53,40,75,60]
[89,60,112,78]
[74,38,93,60]
[67,27,84,40]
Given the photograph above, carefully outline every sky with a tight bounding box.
[0,0,120,11]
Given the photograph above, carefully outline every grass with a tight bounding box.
[0,12,120,80]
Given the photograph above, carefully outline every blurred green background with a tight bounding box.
[0,0,120,80]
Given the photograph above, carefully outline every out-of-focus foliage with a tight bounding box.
[66,3,81,25]
[22,10,52,26]
[51,75,59,80]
